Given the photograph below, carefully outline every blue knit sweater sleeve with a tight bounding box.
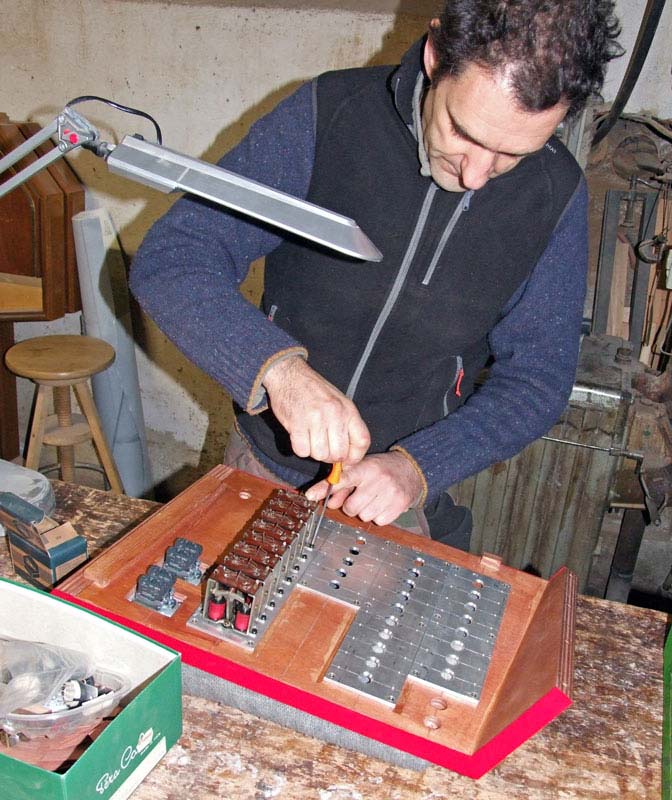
[129,82,316,412]
[395,180,588,504]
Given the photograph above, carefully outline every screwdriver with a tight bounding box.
[309,461,342,546]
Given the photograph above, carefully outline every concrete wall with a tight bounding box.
[1,0,670,494]
[605,0,672,117]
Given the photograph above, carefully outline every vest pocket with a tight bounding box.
[442,355,464,416]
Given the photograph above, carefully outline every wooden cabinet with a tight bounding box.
[0,115,84,459]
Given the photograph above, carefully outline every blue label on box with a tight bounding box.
[7,531,87,587]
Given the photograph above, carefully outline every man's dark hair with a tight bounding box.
[428,0,622,115]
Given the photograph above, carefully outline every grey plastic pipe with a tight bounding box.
[72,208,152,497]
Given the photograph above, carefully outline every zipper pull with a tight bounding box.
[455,367,465,398]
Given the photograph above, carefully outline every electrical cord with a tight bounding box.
[64,95,163,145]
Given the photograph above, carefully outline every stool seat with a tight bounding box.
[4,334,124,494]
[5,335,115,384]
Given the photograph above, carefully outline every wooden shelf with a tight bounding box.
[0,272,42,315]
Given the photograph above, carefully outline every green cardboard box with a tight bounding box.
[0,579,182,800]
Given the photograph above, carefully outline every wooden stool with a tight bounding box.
[5,334,125,494]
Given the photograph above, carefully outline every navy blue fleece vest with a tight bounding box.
[237,61,582,480]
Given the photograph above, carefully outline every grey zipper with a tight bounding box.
[420,190,473,286]
[443,355,463,416]
[345,183,439,398]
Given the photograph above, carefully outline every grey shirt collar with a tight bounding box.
[412,72,432,178]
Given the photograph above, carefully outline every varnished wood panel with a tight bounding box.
[0,123,64,320]
[20,122,84,314]
[0,118,84,321]
[0,321,19,459]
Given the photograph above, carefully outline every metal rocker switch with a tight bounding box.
[163,537,203,584]
[134,564,180,616]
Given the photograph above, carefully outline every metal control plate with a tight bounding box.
[302,520,510,705]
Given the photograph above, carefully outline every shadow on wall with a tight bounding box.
[115,10,430,498]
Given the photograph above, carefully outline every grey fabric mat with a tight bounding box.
[183,663,429,771]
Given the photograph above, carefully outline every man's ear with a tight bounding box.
[423,19,440,80]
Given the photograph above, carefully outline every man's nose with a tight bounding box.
[460,147,497,190]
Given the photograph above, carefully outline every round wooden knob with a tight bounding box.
[5,335,115,383]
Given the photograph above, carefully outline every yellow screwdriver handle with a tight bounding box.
[327,461,342,485]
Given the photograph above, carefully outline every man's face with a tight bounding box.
[421,40,569,193]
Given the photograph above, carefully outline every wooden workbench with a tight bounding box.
[0,481,666,799]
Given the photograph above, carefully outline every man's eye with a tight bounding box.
[451,123,468,141]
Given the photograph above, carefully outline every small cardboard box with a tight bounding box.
[0,579,182,800]
[0,492,87,588]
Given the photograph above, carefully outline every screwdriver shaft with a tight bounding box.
[309,462,342,547]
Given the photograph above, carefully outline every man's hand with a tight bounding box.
[305,452,423,526]
[262,356,370,464]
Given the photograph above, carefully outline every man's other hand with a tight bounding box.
[305,452,423,526]
[263,356,370,465]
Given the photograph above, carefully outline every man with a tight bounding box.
[130,1,621,547]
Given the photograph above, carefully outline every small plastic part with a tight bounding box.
[207,597,226,622]
[62,679,83,708]
[328,462,342,485]
[0,639,93,719]
[61,678,99,709]
[234,612,251,633]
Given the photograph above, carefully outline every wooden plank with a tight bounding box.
[0,271,42,314]
[641,199,672,369]
[0,145,38,281]
[561,406,620,584]
[531,409,582,578]
[524,435,564,573]
[504,441,547,570]
[495,455,520,559]
[0,321,19,460]
[20,122,84,314]
[640,261,661,366]
[0,122,66,320]
[606,235,631,338]
[479,461,509,554]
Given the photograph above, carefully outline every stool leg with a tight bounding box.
[25,384,49,471]
[72,381,125,494]
[53,385,76,482]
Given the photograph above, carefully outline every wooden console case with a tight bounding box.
[57,466,576,778]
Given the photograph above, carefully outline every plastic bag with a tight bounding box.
[0,459,55,536]
[0,638,94,719]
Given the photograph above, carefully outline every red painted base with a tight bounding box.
[54,590,571,778]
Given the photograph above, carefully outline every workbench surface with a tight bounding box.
[0,481,665,799]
